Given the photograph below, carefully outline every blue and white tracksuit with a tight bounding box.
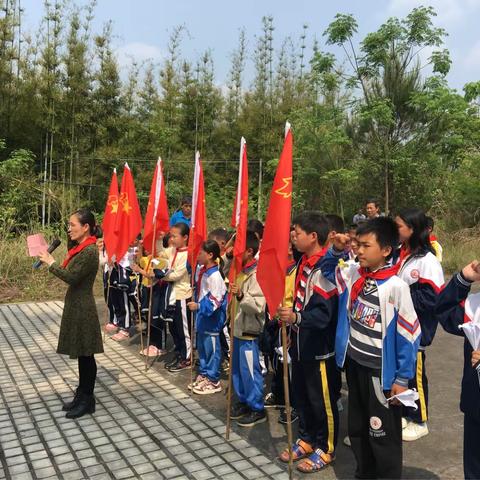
[195,265,227,383]
[397,251,444,422]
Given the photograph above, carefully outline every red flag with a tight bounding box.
[114,163,143,261]
[102,168,119,260]
[229,137,249,284]
[188,151,207,268]
[257,122,293,314]
[143,157,169,256]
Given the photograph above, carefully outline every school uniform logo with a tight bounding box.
[369,416,386,437]
[370,416,382,430]
[410,269,420,279]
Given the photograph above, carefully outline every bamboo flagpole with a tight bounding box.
[256,122,294,478]
[187,152,208,392]
[280,314,294,479]
[226,137,249,440]
[142,157,170,371]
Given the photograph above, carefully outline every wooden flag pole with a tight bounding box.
[189,263,196,394]
[134,272,145,353]
[144,228,158,372]
[225,261,237,440]
[281,314,294,479]
[103,279,111,344]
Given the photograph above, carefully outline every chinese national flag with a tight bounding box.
[143,157,169,256]
[257,122,293,314]
[114,163,143,261]
[229,137,249,284]
[188,152,207,268]
[102,168,119,260]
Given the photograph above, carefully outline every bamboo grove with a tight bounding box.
[1,1,480,231]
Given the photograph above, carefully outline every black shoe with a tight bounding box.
[62,387,81,412]
[237,409,267,427]
[165,355,180,369]
[230,403,250,420]
[168,359,191,373]
[264,393,283,409]
[65,393,95,419]
[278,408,298,425]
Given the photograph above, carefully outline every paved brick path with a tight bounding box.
[0,301,289,480]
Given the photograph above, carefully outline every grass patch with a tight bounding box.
[0,231,103,304]
[440,227,480,275]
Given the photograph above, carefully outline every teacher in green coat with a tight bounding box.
[38,208,104,419]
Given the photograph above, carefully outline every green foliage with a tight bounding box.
[0,2,479,234]
[0,145,39,229]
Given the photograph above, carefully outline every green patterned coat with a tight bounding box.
[48,244,104,358]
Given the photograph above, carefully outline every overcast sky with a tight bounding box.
[19,0,480,92]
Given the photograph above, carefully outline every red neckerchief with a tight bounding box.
[171,246,188,269]
[196,265,207,293]
[429,234,438,242]
[242,259,257,274]
[398,244,411,266]
[294,247,328,294]
[350,263,400,304]
[62,236,97,268]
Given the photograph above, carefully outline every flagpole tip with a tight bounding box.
[113,167,116,174]
[124,162,130,169]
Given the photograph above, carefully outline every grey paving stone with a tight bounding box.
[31,458,54,470]
[35,466,58,479]
[134,462,156,474]
[7,463,30,475]
[162,466,185,479]
[84,464,107,476]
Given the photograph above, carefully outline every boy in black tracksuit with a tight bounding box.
[278,211,339,474]
[435,261,480,480]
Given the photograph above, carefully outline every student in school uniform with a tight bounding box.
[132,248,169,357]
[263,236,298,424]
[395,208,444,441]
[154,222,193,372]
[277,211,339,474]
[435,260,480,480]
[229,231,267,427]
[187,240,227,394]
[325,216,420,479]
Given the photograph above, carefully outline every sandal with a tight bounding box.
[140,345,160,357]
[296,449,335,473]
[279,439,313,463]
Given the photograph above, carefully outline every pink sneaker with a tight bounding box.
[193,380,222,395]
[188,375,206,390]
[104,323,118,334]
[111,330,130,342]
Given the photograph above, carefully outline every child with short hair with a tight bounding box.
[229,231,267,427]
[436,260,480,479]
[329,217,420,479]
[278,211,339,473]
[187,240,227,394]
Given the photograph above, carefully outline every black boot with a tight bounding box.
[62,388,81,412]
[65,392,95,419]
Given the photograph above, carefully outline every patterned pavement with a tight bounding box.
[0,301,289,480]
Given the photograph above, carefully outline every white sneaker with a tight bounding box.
[402,422,429,441]
[402,417,408,429]
[343,435,351,447]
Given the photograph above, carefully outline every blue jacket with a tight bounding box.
[436,272,480,419]
[396,251,444,348]
[290,254,338,362]
[169,210,191,227]
[194,265,227,334]
[323,248,421,390]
